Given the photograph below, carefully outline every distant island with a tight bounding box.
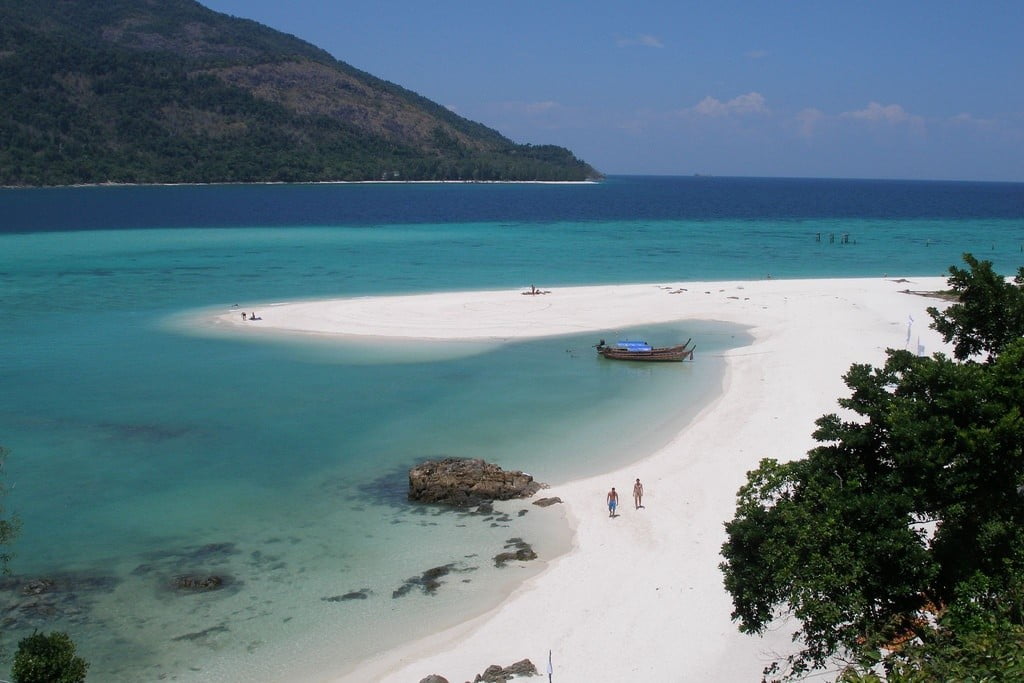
[0,0,601,187]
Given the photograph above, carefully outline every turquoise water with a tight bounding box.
[1,177,1022,679]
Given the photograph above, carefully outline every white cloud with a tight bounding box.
[841,102,926,137]
[616,34,664,48]
[689,92,768,117]
[842,102,918,125]
[796,108,825,137]
[949,112,995,129]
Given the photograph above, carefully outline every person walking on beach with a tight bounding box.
[633,478,644,509]
[607,487,619,517]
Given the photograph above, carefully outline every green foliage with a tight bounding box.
[927,253,1024,362]
[0,0,599,186]
[0,445,20,576]
[11,631,89,683]
[720,257,1024,679]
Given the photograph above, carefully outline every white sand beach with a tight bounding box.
[215,276,951,682]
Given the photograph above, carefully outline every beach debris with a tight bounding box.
[532,496,562,507]
[493,538,537,568]
[408,458,545,508]
[901,288,958,301]
[473,658,538,681]
[418,676,449,683]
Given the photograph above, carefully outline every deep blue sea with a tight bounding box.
[1,176,1022,680]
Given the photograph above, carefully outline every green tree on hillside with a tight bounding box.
[720,255,1024,680]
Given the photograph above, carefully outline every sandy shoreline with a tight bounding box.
[207,277,951,681]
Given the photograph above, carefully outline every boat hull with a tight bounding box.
[595,342,694,362]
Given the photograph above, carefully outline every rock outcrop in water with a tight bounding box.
[408,458,544,507]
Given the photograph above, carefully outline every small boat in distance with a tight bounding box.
[595,338,695,362]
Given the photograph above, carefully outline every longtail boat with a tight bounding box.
[595,338,695,362]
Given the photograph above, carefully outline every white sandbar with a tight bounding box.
[211,276,951,681]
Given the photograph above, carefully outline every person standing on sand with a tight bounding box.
[607,487,619,517]
[633,478,644,509]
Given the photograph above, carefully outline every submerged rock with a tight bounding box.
[172,624,229,642]
[408,458,545,507]
[322,588,371,602]
[493,538,537,568]
[21,578,57,595]
[392,563,477,598]
[171,574,228,592]
[0,573,120,631]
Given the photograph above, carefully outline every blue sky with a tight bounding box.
[200,1,1023,181]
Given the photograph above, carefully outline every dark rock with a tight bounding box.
[392,563,476,598]
[475,665,508,682]
[393,564,453,598]
[505,659,538,676]
[532,497,562,507]
[22,578,56,595]
[138,541,238,571]
[172,624,229,641]
[493,539,537,568]
[419,676,450,683]
[472,659,538,682]
[171,574,227,592]
[322,589,370,602]
[0,572,121,632]
[408,458,545,507]
[341,589,370,600]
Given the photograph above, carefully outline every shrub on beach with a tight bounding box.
[11,631,89,683]
[720,255,1024,680]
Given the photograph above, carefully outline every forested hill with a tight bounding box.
[0,0,601,186]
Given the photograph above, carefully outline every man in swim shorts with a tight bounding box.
[607,487,619,517]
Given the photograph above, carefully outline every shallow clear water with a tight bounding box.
[0,176,1021,679]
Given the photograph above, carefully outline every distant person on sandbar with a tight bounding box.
[607,487,619,517]
[633,478,644,509]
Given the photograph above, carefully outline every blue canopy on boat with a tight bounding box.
[616,341,652,351]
